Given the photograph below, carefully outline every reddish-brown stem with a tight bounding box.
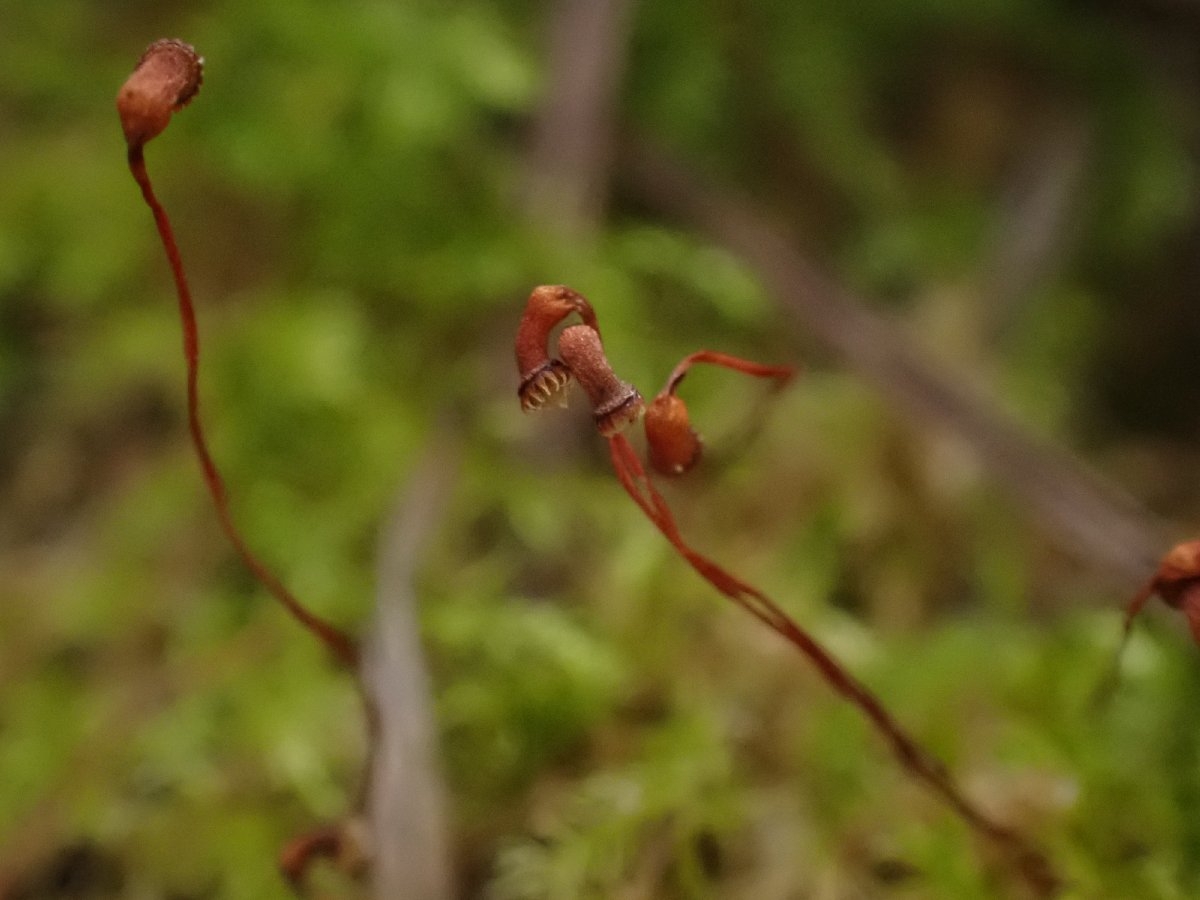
[1112,539,1200,680]
[1093,579,1153,705]
[662,350,795,396]
[607,432,1057,894]
[128,146,358,669]
[278,819,369,891]
[279,825,342,889]
[1120,581,1155,648]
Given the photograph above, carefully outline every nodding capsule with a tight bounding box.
[556,324,644,436]
[117,38,204,148]
[1161,540,1200,582]
[515,285,598,412]
[1149,540,1200,609]
[645,394,703,476]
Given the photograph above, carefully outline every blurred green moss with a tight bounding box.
[2,0,1200,897]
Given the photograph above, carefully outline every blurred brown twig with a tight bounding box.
[360,433,459,900]
[523,0,638,235]
[623,138,1166,587]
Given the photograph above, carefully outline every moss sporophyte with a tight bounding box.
[514,284,1059,896]
[119,36,1062,897]
[118,40,357,668]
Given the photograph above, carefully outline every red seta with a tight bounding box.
[120,40,357,668]
[516,285,1058,895]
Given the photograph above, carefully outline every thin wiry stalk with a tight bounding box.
[607,432,1058,895]
[661,350,794,396]
[128,145,358,669]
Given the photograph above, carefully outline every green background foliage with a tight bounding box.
[2,0,1199,896]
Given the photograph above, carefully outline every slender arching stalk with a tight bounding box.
[120,40,358,668]
[607,432,1055,891]
[518,283,1059,896]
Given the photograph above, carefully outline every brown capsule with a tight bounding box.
[515,285,599,412]
[117,38,204,148]
[1144,540,1200,610]
[1126,539,1200,646]
[645,394,703,476]
[645,349,795,476]
[556,324,644,436]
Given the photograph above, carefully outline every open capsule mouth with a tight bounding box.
[594,389,645,437]
[144,38,205,109]
[518,360,573,412]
